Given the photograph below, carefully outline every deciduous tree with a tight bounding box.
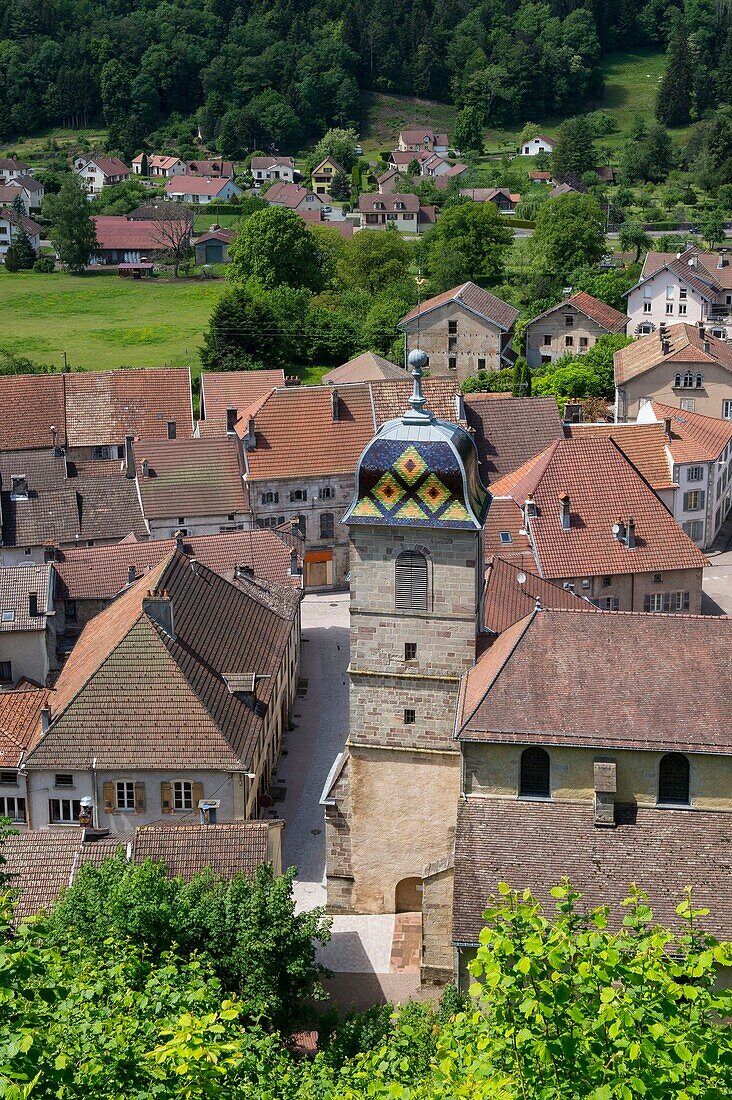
[228,206,325,291]
[45,173,97,272]
[531,192,606,281]
[422,201,512,290]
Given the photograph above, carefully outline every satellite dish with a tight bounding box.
[516,572,527,585]
[612,523,621,536]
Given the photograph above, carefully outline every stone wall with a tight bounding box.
[525,305,616,370]
[402,302,507,382]
[554,567,703,614]
[421,856,455,985]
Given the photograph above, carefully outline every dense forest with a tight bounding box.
[2,0,732,155]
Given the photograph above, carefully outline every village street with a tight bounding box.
[278,592,425,1009]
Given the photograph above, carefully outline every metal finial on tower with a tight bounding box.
[403,270,432,423]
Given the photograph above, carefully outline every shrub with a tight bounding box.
[33,256,56,273]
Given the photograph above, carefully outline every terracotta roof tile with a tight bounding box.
[358,193,420,213]
[199,370,285,433]
[614,324,732,385]
[482,499,534,566]
[400,282,518,332]
[165,175,233,197]
[54,529,300,599]
[3,831,123,918]
[0,375,67,450]
[0,565,52,632]
[322,353,406,385]
[647,401,732,463]
[93,216,190,252]
[65,368,193,446]
[488,438,706,578]
[564,422,675,490]
[0,684,52,767]
[371,377,460,424]
[137,437,249,519]
[483,555,595,634]
[464,395,564,483]
[529,292,628,333]
[453,799,732,945]
[132,821,275,879]
[185,161,235,178]
[458,608,732,751]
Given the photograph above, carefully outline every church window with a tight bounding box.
[519,747,550,798]
[395,551,428,611]
[658,753,689,805]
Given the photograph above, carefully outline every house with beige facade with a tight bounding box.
[525,290,628,368]
[614,322,732,422]
[398,282,518,381]
[625,245,732,339]
[0,566,56,688]
[24,550,301,831]
[358,193,422,231]
[397,129,448,154]
[73,156,130,195]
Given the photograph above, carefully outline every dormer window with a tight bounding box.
[374,202,384,210]
[10,475,28,501]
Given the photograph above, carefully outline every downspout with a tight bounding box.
[91,757,98,828]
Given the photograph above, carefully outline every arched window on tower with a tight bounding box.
[395,550,428,611]
[519,747,550,798]
[658,753,690,805]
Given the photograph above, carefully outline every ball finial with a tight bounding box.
[407,347,429,371]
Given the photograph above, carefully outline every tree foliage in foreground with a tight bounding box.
[0,878,730,1099]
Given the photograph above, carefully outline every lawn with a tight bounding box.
[0,270,227,376]
[359,93,459,155]
[1,126,108,166]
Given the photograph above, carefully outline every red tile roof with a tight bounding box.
[371,377,460,424]
[132,821,276,878]
[65,368,193,446]
[483,498,535,566]
[186,160,235,177]
[53,528,301,599]
[323,353,405,385]
[458,607,732,750]
[266,182,322,208]
[483,555,594,634]
[199,370,285,434]
[453,799,732,946]
[0,684,52,768]
[564,422,675,490]
[93,215,190,252]
[0,565,52,632]
[85,157,129,177]
[399,281,518,332]
[614,324,732,385]
[0,208,41,235]
[0,374,67,450]
[464,395,564,483]
[358,193,420,213]
[647,401,732,463]
[137,437,249,519]
[165,175,232,197]
[488,438,706,577]
[529,291,628,333]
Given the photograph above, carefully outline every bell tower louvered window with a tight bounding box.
[658,753,690,805]
[519,747,550,798]
[395,551,428,611]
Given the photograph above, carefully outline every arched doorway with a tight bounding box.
[395,876,422,913]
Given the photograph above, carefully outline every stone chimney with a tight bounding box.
[243,417,256,450]
[142,589,175,639]
[593,759,616,827]
[289,548,300,576]
[235,563,254,580]
[124,434,136,479]
[174,530,184,551]
[627,516,636,549]
[28,591,38,618]
[454,392,465,421]
[559,493,570,531]
[127,565,136,585]
[41,706,50,734]
[664,416,672,440]
[141,459,150,478]
[331,389,340,422]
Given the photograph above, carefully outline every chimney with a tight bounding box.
[689,253,698,268]
[718,248,728,268]
[142,589,175,639]
[697,321,705,339]
[174,530,184,551]
[243,417,256,450]
[50,425,57,450]
[41,706,50,734]
[524,496,537,520]
[124,434,135,479]
[10,474,28,501]
[593,759,616,827]
[559,492,570,531]
[127,565,136,585]
[664,416,672,439]
[141,459,150,478]
[331,388,340,422]
[626,516,636,549]
[226,406,238,433]
[661,338,670,355]
[703,339,711,354]
[289,548,300,576]
[454,392,465,421]
[28,591,38,618]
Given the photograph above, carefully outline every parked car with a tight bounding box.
[322,205,332,213]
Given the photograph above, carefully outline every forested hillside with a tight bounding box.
[2,0,731,155]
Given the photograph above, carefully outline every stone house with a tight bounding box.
[625,245,732,339]
[0,209,40,261]
[134,437,252,539]
[397,129,449,154]
[73,156,130,195]
[398,282,518,381]
[0,684,52,829]
[131,154,186,177]
[311,157,343,197]
[445,608,732,988]
[358,193,421,231]
[614,322,732,422]
[518,135,555,156]
[637,400,732,549]
[52,527,302,647]
[525,290,628,369]
[483,436,707,613]
[24,550,301,831]
[165,175,242,204]
[0,566,56,687]
[250,156,296,187]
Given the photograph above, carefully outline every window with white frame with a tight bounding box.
[598,596,619,611]
[49,798,81,823]
[723,400,732,420]
[643,285,652,299]
[680,398,695,411]
[261,491,279,505]
[687,466,703,482]
[0,797,25,822]
[173,781,193,811]
[679,304,687,315]
[116,781,135,810]
[646,592,664,612]
[643,302,652,313]
[666,286,675,299]
[665,303,674,315]
[672,591,690,611]
[679,288,687,299]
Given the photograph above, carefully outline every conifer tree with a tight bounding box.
[655,18,693,127]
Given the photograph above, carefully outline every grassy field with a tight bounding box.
[1,126,108,166]
[359,93,459,155]
[0,270,227,375]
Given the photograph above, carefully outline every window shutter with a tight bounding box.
[683,491,690,510]
[395,551,428,611]
[103,782,115,814]
[160,781,172,814]
[699,490,706,510]
[663,592,671,612]
[643,594,651,612]
[134,781,146,814]
[192,781,204,809]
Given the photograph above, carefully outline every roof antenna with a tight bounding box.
[404,267,432,424]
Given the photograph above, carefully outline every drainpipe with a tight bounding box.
[91,757,98,828]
